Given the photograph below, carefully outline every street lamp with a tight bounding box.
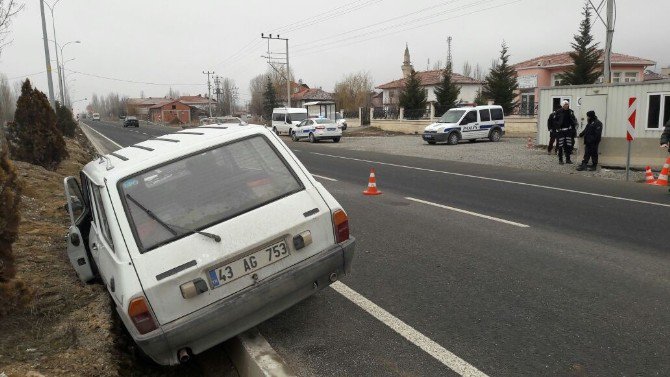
[60,40,80,107]
[47,38,80,105]
[44,0,63,103]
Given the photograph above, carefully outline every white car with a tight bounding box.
[291,118,342,143]
[335,113,347,130]
[92,113,101,121]
[62,124,355,365]
[422,105,505,145]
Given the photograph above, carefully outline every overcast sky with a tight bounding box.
[1,0,668,114]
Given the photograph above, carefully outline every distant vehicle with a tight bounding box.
[119,115,126,120]
[271,107,308,136]
[422,105,505,145]
[62,124,355,366]
[92,113,101,121]
[335,113,348,130]
[123,116,139,128]
[217,116,248,126]
[291,118,342,143]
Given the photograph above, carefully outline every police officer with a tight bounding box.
[661,119,670,151]
[553,100,578,164]
[547,112,558,154]
[576,110,603,171]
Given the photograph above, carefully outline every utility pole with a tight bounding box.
[603,0,614,83]
[203,70,214,117]
[447,36,453,70]
[261,33,291,107]
[46,0,64,103]
[39,0,56,106]
[214,75,221,114]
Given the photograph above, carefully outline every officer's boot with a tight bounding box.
[587,164,597,171]
[576,163,587,171]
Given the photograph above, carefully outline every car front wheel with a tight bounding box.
[447,132,459,145]
[291,131,299,142]
[309,133,317,143]
[332,137,340,143]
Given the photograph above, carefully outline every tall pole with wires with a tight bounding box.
[203,70,214,117]
[39,0,56,106]
[603,0,614,83]
[261,33,291,107]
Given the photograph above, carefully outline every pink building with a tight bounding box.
[513,51,655,115]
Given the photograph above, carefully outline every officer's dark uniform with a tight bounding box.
[577,111,603,171]
[661,120,670,150]
[553,107,578,164]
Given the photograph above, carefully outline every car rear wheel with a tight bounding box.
[309,133,317,143]
[469,139,477,143]
[332,137,340,143]
[447,132,459,145]
[489,129,502,142]
[427,140,436,145]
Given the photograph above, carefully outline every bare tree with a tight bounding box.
[249,74,266,116]
[333,71,374,112]
[166,87,180,99]
[462,61,473,78]
[473,63,484,81]
[0,0,23,55]
[216,77,238,115]
[266,66,295,104]
[0,73,16,122]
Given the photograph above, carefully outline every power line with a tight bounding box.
[293,0,521,58]
[7,70,48,80]
[63,68,204,86]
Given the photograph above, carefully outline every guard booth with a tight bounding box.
[303,101,336,120]
[537,79,670,168]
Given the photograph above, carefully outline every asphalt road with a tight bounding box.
[83,120,670,376]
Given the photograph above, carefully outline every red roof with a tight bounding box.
[178,95,215,105]
[149,100,190,109]
[514,51,655,70]
[376,70,482,89]
[291,88,334,102]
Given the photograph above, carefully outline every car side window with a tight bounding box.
[460,111,477,125]
[479,109,491,122]
[90,184,115,251]
[491,108,504,121]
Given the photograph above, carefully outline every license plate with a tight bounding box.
[208,240,290,288]
[327,128,336,131]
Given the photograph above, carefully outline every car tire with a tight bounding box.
[342,124,347,131]
[427,140,437,145]
[447,132,459,145]
[489,129,502,142]
[291,131,299,142]
[309,133,317,143]
[333,137,341,143]
[469,139,477,143]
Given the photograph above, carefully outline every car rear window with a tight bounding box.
[119,135,303,252]
[315,119,334,124]
[491,108,504,120]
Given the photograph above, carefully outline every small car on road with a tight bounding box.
[422,105,505,145]
[291,118,342,143]
[123,116,140,128]
[335,113,348,130]
[62,124,355,365]
[92,113,101,121]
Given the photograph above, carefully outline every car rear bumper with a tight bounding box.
[131,237,356,365]
[315,131,342,139]
[422,133,449,142]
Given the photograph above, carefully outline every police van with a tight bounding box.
[271,107,308,136]
[422,105,505,145]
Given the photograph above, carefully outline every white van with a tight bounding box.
[271,107,308,136]
[62,124,355,365]
[92,113,101,121]
[422,105,505,145]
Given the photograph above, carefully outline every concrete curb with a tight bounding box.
[225,328,297,377]
[77,121,296,377]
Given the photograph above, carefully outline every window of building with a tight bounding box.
[552,74,563,86]
[551,97,572,111]
[613,71,638,83]
[171,105,176,110]
[647,93,670,129]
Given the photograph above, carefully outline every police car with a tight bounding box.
[291,118,342,143]
[422,105,505,145]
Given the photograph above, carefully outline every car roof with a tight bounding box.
[82,124,269,186]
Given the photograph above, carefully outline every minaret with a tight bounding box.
[401,43,414,79]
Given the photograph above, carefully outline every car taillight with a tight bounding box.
[128,296,158,335]
[333,209,349,243]
[315,125,326,129]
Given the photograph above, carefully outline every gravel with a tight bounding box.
[312,134,648,182]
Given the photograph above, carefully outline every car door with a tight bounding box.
[63,176,95,283]
[459,110,479,139]
[86,181,117,290]
[478,108,493,138]
[294,120,306,138]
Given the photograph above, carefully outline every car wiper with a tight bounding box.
[125,194,221,243]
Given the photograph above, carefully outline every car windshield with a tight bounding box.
[119,135,303,252]
[288,113,307,122]
[315,118,334,124]
[437,109,466,123]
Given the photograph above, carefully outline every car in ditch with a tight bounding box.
[62,123,356,365]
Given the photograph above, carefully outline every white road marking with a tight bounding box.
[142,132,149,135]
[292,149,301,152]
[331,281,488,377]
[406,197,529,228]
[80,122,122,148]
[310,152,670,208]
[312,174,338,182]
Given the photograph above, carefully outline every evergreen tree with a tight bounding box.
[559,2,601,85]
[482,42,518,115]
[399,69,427,119]
[433,63,461,116]
[55,102,77,138]
[473,88,487,106]
[262,76,278,121]
[6,79,68,170]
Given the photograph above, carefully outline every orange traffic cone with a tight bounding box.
[363,168,382,195]
[651,157,670,186]
[644,166,656,184]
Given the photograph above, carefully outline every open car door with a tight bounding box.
[63,176,95,283]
